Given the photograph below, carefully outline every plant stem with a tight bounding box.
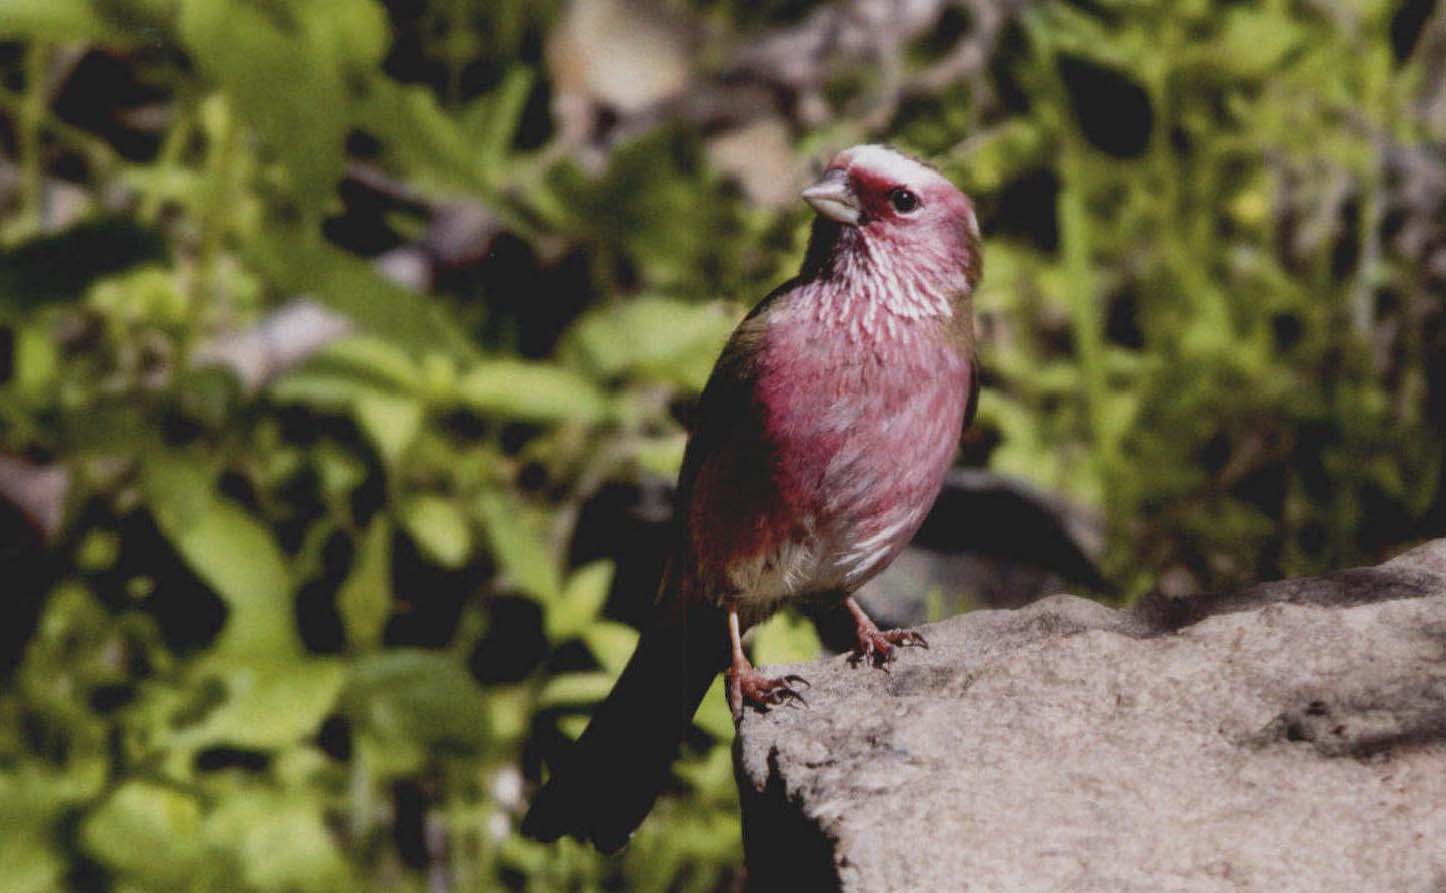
[17,43,49,238]
[139,109,192,226]
[1058,144,1110,471]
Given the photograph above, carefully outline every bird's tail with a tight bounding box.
[521,601,730,852]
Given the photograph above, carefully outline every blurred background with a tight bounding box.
[1,0,1443,889]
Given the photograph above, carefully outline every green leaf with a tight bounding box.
[400,496,472,569]
[0,831,60,893]
[306,336,425,393]
[456,360,609,424]
[177,0,385,212]
[314,442,366,501]
[82,783,204,885]
[476,490,561,600]
[581,620,638,676]
[1214,9,1303,77]
[243,803,351,891]
[145,455,296,658]
[546,560,614,641]
[252,226,475,358]
[12,325,56,397]
[176,501,295,657]
[475,66,534,175]
[633,432,688,479]
[271,339,426,457]
[142,452,219,533]
[0,0,111,41]
[355,80,485,195]
[674,739,736,797]
[564,296,738,389]
[750,611,821,667]
[692,676,734,741]
[342,651,490,776]
[338,520,392,650]
[269,371,387,410]
[552,132,740,290]
[0,767,104,893]
[538,671,615,707]
[356,392,423,467]
[207,791,352,893]
[173,660,346,751]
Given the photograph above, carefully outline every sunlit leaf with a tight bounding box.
[581,621,639,676]
[749,610,821,667]
[252,226,475,357]
[342,650,490,776]
[547,560,614,641]
[476,490,561,600]
[338,520,392,650]
[356,392,423,467]
[0,0,110,40]
[146,456,296,658]
[475,67,534,176]
[400,495,472,569]
[0,767,103,893]
[81,783,204,885]
[691,676,734,741]
[456,360,610,424]
[11,326,56,397]
[0,831,60,893]
[564,296,738,389]
[355,80,484,195]
[173,660,346,751]
[269,371,387,409]
[301,336,425,393]
[207,791,353,892]
[538,671,615,707]
[176,0,385,212]
[633,432,688,479]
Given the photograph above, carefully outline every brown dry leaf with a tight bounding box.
[705,118,806,209]
[547,0,692,142]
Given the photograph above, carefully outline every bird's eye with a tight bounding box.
[889,188,920,214]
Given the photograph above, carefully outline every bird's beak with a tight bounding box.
[801,168,861,225]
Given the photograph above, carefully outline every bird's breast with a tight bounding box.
[747,314,971,597]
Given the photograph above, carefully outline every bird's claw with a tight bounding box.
[892,630,929,650]
[850,626,928,668]
[729,667,810,721]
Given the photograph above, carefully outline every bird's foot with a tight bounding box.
[727,665,808,722]
[849,622,928,669]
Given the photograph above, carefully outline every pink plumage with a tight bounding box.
[524,144,982,851]
[681,145,980,624]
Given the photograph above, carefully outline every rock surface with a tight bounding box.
[736,540,1446,891]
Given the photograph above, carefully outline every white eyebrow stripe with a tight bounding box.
[846,144,941,189]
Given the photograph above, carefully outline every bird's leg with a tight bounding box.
[725,604,807,722]
[846,596,928,669]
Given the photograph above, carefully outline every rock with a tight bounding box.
[736,540,1446,891]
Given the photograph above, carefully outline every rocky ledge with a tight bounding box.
[736,540,1446,891]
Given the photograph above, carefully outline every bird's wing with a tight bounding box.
[522,287,804,851]
[667,281,799,605]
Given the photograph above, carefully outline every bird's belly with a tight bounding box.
[813,381,964,589]
[731,350,967,613]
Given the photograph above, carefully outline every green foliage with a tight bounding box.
[928,0,1443,595]
[0,0,1439,890]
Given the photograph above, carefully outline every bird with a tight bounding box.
[522,144,982,852]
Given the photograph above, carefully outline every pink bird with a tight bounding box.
[523,144,982,851]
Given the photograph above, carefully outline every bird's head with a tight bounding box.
[800,144,981,300]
